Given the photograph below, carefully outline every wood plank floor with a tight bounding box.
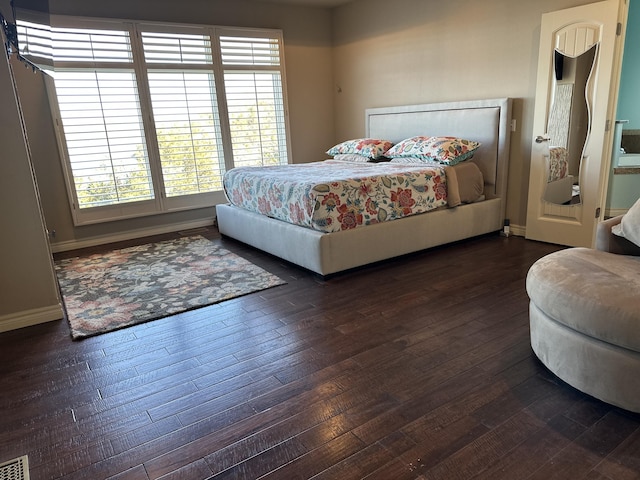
[1,229,639,480]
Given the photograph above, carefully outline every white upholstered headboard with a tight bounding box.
[366,98,512,205]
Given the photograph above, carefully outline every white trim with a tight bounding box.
[0,304,64,334]
[605,208,628,218]
[50,218,214,253]
[510,224,527,237]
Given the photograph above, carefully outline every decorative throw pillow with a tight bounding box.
[385,136,481,165]
[612,197,640,247]
[332,153,373,162]
[326,138,394,159]
[388,157,441,166]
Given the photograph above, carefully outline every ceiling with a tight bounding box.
[251,0,354,7]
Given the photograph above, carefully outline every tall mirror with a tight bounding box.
[543,43,598,205]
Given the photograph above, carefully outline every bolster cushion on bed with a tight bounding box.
[445,162,485,207]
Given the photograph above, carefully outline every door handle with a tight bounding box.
[535,135,550,143]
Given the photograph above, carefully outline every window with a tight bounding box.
[18,18,290,225]
[140,30,225,199]
[220,35,288,168]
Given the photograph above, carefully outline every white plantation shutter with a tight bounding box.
[53,27,133,62]
[141,31,225,197]
[15,19,53,66]
[219,36,281,66]
[26,17,290,225]
[53,70,153,208]
[141,31,212,64]
[46,26,156,213]
[147,72,224,196]
[220,34,289,168]
[224,71,288,167]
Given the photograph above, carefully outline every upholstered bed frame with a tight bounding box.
[216,98,513,276]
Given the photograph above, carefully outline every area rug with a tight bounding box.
[55,236,286,340]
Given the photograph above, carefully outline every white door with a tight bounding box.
[525,0,626,247]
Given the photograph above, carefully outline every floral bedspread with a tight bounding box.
[223,159,448,233]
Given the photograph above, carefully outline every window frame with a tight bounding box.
[39,15,291,226]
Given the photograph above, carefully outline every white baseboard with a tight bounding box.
[50,218,215,253]
[0,304,64,334]
[605,208,628,218]
[510,223,526,237]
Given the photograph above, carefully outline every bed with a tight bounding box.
[216,98,513,276]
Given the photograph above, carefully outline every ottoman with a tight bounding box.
[526,247,640,412]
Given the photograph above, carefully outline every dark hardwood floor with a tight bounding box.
[1,229,639,480]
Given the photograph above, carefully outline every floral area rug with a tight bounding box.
[55,236,286,340]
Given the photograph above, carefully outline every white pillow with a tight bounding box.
[612,197,640,247]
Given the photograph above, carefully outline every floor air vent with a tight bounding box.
[0,456,29,480]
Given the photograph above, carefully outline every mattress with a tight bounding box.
[223,159,483,233]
